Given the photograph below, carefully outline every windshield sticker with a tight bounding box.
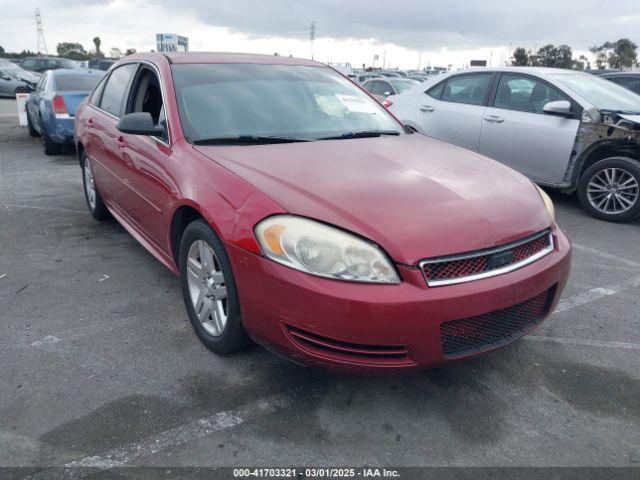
[336,94,380,114]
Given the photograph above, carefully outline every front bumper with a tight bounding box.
[228,227,571,372]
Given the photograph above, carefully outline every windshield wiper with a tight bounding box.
[192,135,311,145]
[316,130,401,141]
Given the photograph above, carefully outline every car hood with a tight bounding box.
[195,134,552,265]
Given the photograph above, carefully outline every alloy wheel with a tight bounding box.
[586,167,639,215]
[186,240,228,337]
[84,159,96,210]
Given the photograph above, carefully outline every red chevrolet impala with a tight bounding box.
[74,53,571,371]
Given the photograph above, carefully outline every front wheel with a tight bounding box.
[578,157,640,223]
[179,219,251,355]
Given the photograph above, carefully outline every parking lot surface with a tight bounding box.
[0,97,639,468]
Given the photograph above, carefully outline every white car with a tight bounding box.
[388,67,640,222]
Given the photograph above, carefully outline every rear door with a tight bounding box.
[415,73,493,151]
[478,73,580,184]
[89,63,138,210]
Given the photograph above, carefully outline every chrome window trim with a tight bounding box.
[419,231,554,287]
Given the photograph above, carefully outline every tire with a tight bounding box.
[26,111,39,137]
[179,219,250,355]
[578,157,640,223]
[42,131,62,156]
[81,152,111,221]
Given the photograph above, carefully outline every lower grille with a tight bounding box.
[286,326,413,366]
[440,286,556,358]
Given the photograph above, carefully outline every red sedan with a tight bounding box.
[75,53,571,371]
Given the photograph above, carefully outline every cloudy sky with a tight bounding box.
[1,0,639,68]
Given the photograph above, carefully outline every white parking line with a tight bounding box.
[572,243,640,268]
[66,392,294,467]
[526,335,640,350]
[554,274,640,313]
[2,203,85,214]
[31,335,165,391]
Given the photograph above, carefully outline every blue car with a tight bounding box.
[26,68,105,155]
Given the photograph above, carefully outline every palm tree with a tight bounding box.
[93,37,103,58]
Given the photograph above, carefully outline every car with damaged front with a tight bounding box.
[74,53,571,372]
[388,67,640,222]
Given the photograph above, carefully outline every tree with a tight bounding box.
[591,39,638,69]
[556,44,573,69]
[124,48,137,56]
[93,36,103,58]
[0,45,4,55]
[608,38,638,68]
[512,47,529,66]
[57,42,86,56]
[109,47,123,59]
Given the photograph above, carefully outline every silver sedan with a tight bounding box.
[389,67,640,223]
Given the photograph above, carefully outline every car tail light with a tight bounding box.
[53,95,68,116]
[382,99,393,108]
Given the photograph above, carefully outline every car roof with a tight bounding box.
[158,52,322,67]
[444,66,585,76]
[600,71,640,77]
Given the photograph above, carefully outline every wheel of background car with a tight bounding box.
[179,219,250,355]
[578,157,640,223]
[81,152,111,221]
[41,130,61,156]
[26,110,39,137]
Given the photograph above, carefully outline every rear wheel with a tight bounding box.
[179,219,250,355]
[42,131,62,156]
[81,152,110,220]
[26,111,39,137]
[578,157,640,223]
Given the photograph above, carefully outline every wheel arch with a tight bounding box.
[577,140,640,181]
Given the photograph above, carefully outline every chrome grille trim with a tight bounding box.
[419,230,554,287]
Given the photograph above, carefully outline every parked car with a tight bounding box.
[389,67,640,222]
[409,75,428,83]
[600,71,640,95]
[0,64,38,96]
[362,77,419,101]
[74,53,570,371]
[26,69,104,155]
[21,56,81,75]
[88,58,117,71]
[354,73,383,83]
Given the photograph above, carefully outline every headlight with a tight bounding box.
[535,184,555,220]
[254,215,400,284]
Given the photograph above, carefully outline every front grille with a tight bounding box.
[420,230,553,287]
[286,326,414,366]
[440,286,556,358]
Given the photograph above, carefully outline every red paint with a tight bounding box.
[75,53,571,371]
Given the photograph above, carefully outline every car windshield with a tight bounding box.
[171,63,403,142]
[549,72,640,112]
[391,79,419,93]
[55,75,102,91]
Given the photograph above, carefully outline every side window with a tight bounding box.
[89,75,108,106]
[370,81,391,96]
[426,81,444,99]
[442,74,492,106]
[99,64,137,117]
[22,59,36,70]
[127,67,168,142]
[610,76,640,95]
[494,74,569,114]
[363,81,378,94]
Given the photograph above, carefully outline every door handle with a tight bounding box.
[483,115,504,123]
[420,105,435,112]
[116,135,126,149]
[87,118,94,127]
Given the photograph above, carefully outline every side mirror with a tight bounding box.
[543,100,572,117]
[116,112,164,136]
[0,73,11,81]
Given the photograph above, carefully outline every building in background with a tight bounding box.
[156,34,189,53]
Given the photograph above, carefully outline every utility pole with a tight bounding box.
[309,21,316,60]
[35,7,48,55]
